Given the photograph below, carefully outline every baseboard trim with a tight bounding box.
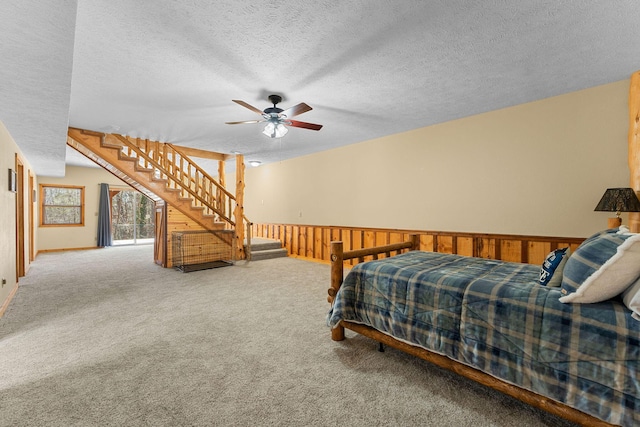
[37,246,101,256]
[0,282,19,318]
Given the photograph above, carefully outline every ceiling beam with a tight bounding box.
[170,145,228,161]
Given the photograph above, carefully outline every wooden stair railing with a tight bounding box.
[109,134,235,225]
[108,134,252,259]
[168,143,238,227]
[68,127,251,260]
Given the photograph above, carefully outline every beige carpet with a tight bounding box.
[0,245,577,426]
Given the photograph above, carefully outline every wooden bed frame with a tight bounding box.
[327,236,614,427]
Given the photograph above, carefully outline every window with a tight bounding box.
[111,190,155,244]
[40,184,85,226]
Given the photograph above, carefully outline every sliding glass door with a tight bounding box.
[111,190,155,245]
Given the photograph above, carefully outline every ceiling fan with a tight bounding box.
[225,94,323,138]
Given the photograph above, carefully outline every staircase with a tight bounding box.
[67,127,251,260]
[247,238,288,261]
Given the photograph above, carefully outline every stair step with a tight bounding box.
[244,238,287,261]
[134,165,154,173]
[248,238,284,251]
[101,141,123,149]
[118,153,137,162]
[249,248,288,261]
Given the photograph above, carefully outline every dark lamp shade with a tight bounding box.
[594,188,640,213]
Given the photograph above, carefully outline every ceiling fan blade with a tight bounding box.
[287,120,323,131]
[225,120,264,125]
[280,102,312,118]
[232,100,264,115]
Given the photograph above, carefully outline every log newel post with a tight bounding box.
[329,241,345,341]
[218,160,226,220]
[629,71,640,232]
[234,154,245,259]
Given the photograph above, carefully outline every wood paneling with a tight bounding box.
[457,237,473,257]
[252,223,585,265]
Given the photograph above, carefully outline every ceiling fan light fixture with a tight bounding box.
[262,120,288,138]
[228,96,321,137]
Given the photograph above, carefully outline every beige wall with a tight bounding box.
[38,166,129,251]
[0,121,35,307]
[245,80,631,238]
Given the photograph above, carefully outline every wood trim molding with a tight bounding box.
[37,246,102,255]
[0,282,19,318]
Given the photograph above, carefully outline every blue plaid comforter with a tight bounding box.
[327,251,640,426]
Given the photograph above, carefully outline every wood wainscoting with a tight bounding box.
[251,223,586,266]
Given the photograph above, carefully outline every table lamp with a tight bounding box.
[594,187,640,228]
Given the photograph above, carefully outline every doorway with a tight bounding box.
[111,190,155,245]
[15,156,25,279]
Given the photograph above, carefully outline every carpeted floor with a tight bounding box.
[0,245,577,426]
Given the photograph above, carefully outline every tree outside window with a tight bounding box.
[111,190,155,242]
[40,185,85,226]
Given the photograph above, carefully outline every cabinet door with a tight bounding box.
[154,203,167,266]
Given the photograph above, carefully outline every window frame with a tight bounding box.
[39,184,85,227]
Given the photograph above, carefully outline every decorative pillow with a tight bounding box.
[582,227,621,244]
[622,276,640,321]
[539,247,570,287]
[559,232,640,303]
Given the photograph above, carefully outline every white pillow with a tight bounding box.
[622,276,640,321]
[559,233,640,303]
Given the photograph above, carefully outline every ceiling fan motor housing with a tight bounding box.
[268,94,282,105]
[263,106,283,115]
[265,94,284,114]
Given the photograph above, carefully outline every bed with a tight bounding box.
[327,231,640,427]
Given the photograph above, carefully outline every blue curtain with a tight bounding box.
[97,183,112,247]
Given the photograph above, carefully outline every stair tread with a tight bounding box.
[246,239,283,251]
[251,247,286,253]
[249,247,288,261]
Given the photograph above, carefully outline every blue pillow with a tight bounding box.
[581,227,619,244]
[539,247,570,287]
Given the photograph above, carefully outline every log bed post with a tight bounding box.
[329,240,345,341]
[410,234,420,252]
[328,235,420,342]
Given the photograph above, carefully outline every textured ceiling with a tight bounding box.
[3,1,640,176]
